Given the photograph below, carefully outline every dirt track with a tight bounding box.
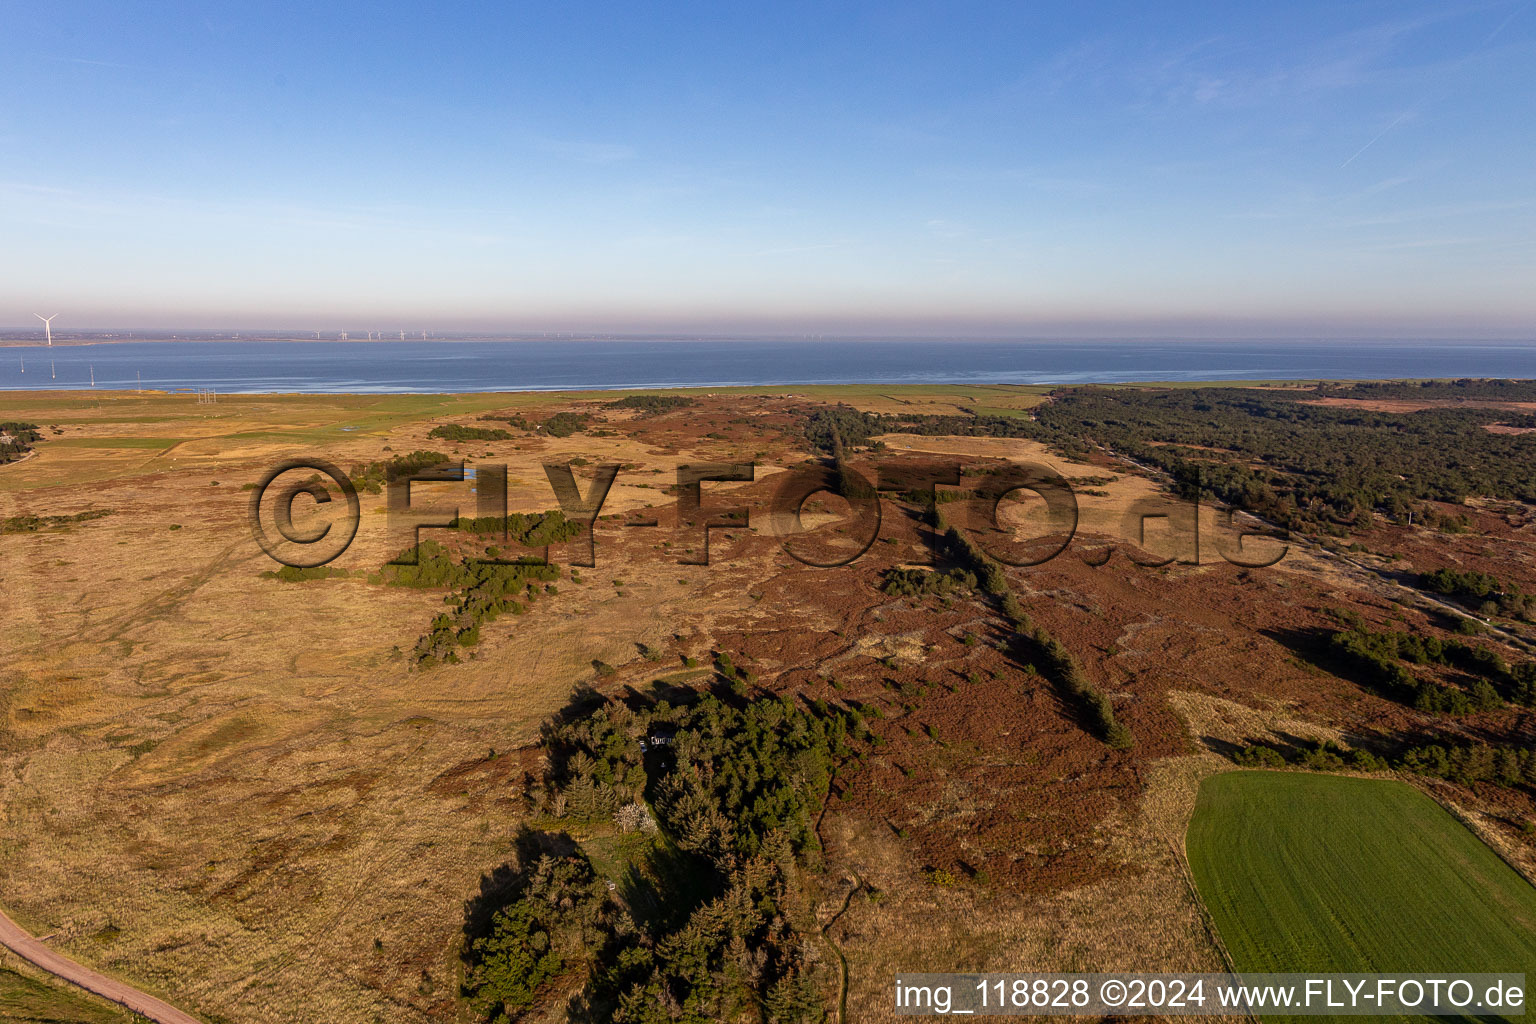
[0,906,203,1024]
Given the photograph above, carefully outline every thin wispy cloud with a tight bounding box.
[756,242,843,256]
[1350,175,1416,199]
[534,139,637,163]
[1352,236,1489,252]
[917,165,1108,197]
[0,180,514,246]
[1338,199,1534,228]
[1483,1,1531,45]
[45,55,138,70]
[1116,11,1456,114]
[925,219,971,239]
[1340,110,1414,168]
[4,3,1533,331]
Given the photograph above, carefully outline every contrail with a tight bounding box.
[1340,110,1411,169]
[46,55,137,70]
[1484,1,1530,45]
[1341,3,1526,171]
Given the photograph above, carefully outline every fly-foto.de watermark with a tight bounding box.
[248,457,1290,570]
[891,973,1525,1016]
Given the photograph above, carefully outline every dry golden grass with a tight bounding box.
[0,387,1415,1024]
[0,390,792,1024]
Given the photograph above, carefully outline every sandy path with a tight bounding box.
[0,907,203,1024]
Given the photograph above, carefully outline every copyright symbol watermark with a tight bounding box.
[248,458,361,568]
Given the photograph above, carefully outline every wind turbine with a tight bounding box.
[34,313,58,347]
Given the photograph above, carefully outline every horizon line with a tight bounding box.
[2,329,1536,344]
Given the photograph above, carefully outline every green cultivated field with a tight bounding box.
[1187,772,1536,1011]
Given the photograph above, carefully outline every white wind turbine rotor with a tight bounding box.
[34,313,58,346]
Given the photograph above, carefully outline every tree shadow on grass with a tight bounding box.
[461,826,581,952]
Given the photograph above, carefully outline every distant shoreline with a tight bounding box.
[0,336,582,348]
[0,379,1525,402]
[3,337,1532,394]
[3,334,1536,350]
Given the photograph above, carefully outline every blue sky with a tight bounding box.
[2,1,1533,335]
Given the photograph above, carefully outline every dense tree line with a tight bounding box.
[348,450,450,494]
[1025,387,1536,532]
[261,565,349,582]
[1316,378,1536,402]
[812,415,870,502]
[1396,742,1536,787]
[604,395,696,414]
[480,411,593,436]
[1329,628,1500,714]
[1421,568,1504,599]
[876,413,1034,440]
[544,694,862,858]
[1005,600,1134,751]
[710,650,761,697]
[0,509,112,534]
[1325,613,1536,712]
[880,567,977,598]
[482,413,534,429]
[933,511,1132,749]
[385,540,561,665]
[801,405,1030,455]
[465,853,614,1021]
[797,386,1536,535]
[465,693,867,1022]
[0,421,42,464]
[542,412,592,437]
[802,406,878,453]
[449,510,583,549]
[280,509,579,666]
[1233,737,1536,791]
[1420,569,1535,622]
[429,424,515,442]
